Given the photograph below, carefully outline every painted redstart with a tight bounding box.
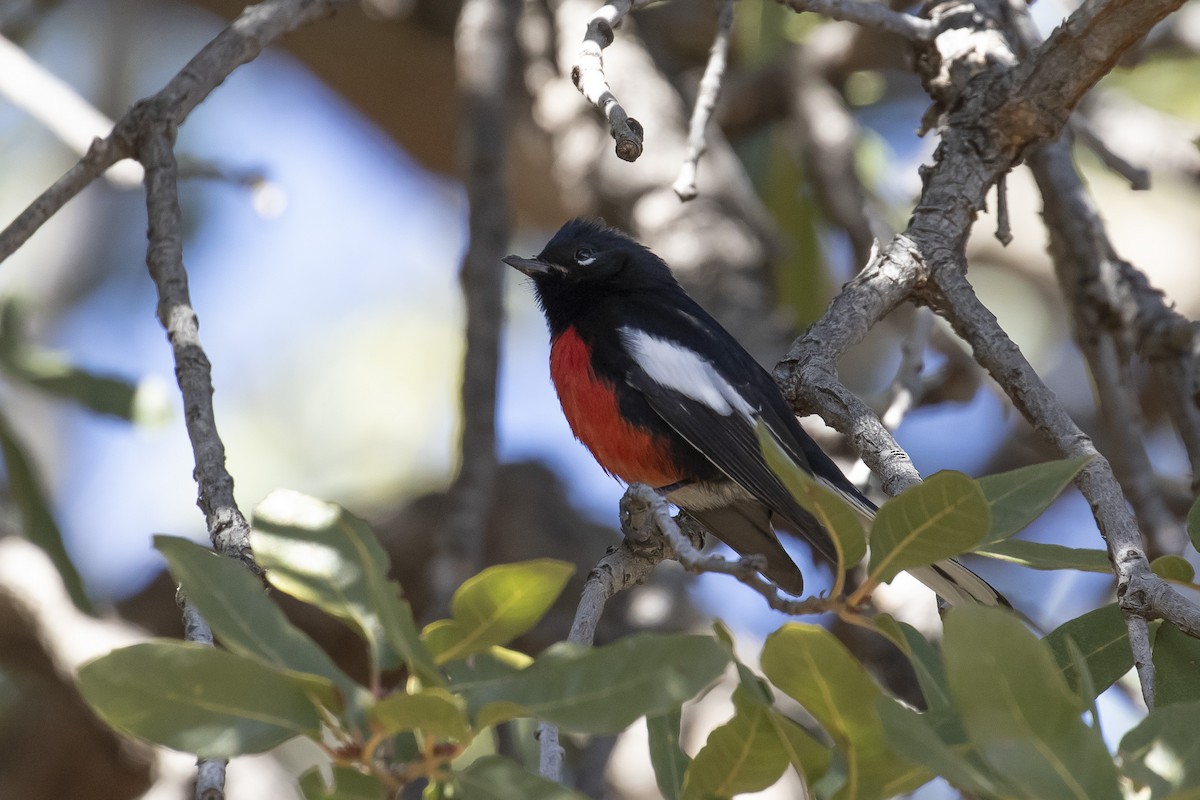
[504,218,1002,605]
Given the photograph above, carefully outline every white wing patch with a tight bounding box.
[619,328,756,418]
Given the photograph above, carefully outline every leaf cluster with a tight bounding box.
[75,462,1200,798]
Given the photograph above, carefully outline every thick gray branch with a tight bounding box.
[996,0,1187,151]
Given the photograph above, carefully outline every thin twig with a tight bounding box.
[1069,114,1151,190]
[536,483,829,782]
[537,489,672,782]
[673,0,734,201]
[0,33,142,187]
[570,0,647,161]
[775,0,935,42]
[994,171,1013,245]
[1124,614,1156,708]
[931,266,1200,640]
[435,0,519,614]
[178,590,227,799]
[140,125,254,567]
[0,0,348,266]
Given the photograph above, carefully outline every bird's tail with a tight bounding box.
[908,559,1009,607]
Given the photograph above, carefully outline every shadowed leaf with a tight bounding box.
[0,409,90,612]
[78,640,320,757]
[463,633,728,735]
[974,539,1111,572]
[978,457,1091,546]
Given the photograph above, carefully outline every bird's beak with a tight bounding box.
[502,254,558,277]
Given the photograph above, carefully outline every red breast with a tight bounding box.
[549,327,683,487]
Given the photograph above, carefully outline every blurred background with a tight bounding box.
[2,0,1200,797]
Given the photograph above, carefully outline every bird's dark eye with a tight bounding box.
[574,247,596,266]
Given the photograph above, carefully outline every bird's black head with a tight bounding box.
[503,219,680,332]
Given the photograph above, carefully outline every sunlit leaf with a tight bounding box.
[756,421,867,568]
[977,456,1091,546]
[0,409,90,612]
[1118,700,1200,799]
[453,755,588,799]
[156,535,362,708]
[369,688,471,741]
[974,539,1111,573]
[251,490,439,685]
[868,471,989,585]
[1043,604,1132,699]
[78,640,320,757]
[422,559,574,665]
[760,624,929,799]
[463,633,728,735]
[943,607,1121,800]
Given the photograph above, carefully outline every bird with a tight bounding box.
[503,218,1003,606]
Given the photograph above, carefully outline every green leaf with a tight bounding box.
[369,688,471,741]
[1119,700,1200,799]
[760,623,929,800]
[155,536,362,707]
[0,408,91,612]
[756,421,867,567]
[974,539,1112,572]
[453,755,588,799]
[943,607,1121,800]
[681,686,791,800]
[462,633,728,735]
[977,456,1091,546]
[872,614,952,714]
[1186,497,1200,554]
[78,640,320,757]
[1151,555,1196,584]
[647,708,689,800]
[1153,623,1200,706]
[868,471,990,585]
[877,698,1012,799]
[764,709,832,787]
[298,765,387,800]
[713,620,771,703]
[251,490,439,685]
[1043,604,1132,699]
[422,559,574,665]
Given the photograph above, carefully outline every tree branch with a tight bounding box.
[1028,137,1187,557]
[537,483,827,782]
[673,0,734,201]
[0,0,348,265]
[771,0,1200,692]
[570,0,648,161]
[140,125,254,569]
[996,0,1187,150]
[435,0,519,613]
[775,0,935,42]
